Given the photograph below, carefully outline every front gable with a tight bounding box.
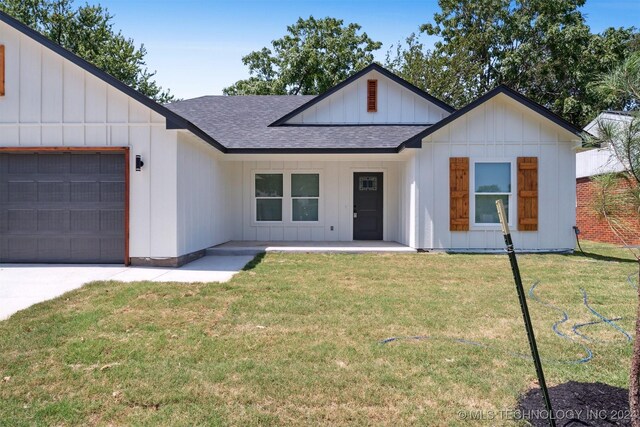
[0,18,166,146]
[272,64,454,126]
[0,10,224,152]
[405,85,584,148]
[427,93,582,145]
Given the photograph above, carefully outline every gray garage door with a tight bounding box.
[0,152,126,263]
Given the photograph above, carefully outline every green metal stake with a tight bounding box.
[496,200,556,427]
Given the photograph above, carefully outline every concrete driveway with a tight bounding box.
[0,255,254,320]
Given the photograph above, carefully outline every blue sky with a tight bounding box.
[94,0,640,99]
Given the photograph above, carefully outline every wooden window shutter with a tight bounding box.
[367,79,377,112]
[517,157,538,231]
[0,45,4,96]
[449,157,469,231]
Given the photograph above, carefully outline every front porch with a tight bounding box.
[218,158,412,247]
[207,240,416,256]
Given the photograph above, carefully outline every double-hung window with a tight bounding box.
[254,172,320,222]
[255,173,283,221]
[291,173,319,221]
[473,162,511,225]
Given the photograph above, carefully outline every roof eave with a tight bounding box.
[225,147,401,154]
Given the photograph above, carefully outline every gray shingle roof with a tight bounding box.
[165,96,430,152]
[605,110,635,117]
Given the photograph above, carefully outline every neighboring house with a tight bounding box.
[576,111,640,245]
[0,11,583,266]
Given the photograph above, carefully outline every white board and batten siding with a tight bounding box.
[176,132,240,255]
[577,112,630,179]
[397,156,419,248]
[0,20,185,258]
[576,148,624,178]
[284,70,450,125]
[235,160,401,242]
[412,94,580,250]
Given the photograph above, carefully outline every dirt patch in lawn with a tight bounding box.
[518,381,630,426]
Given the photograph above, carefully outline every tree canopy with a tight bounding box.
[223,16,382,96]
[587,52,640,424]
[0,0,174,103]
[592,51,640,112]
[386,0,639,126]
[590,52,640,185]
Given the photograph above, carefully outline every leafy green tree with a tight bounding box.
[589,53,640,211]
[223,16,382,95]
[386,0,638,125]
[385,33,431,91]
[0,0,174,103]
[594,52,640,111]
[588,52,640,426]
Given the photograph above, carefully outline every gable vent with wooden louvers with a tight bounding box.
[367,79,377,112]
[517,157,538,231]
[449,157,469,231]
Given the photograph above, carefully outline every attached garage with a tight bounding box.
[0,150,128,263]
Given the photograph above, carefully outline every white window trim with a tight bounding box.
[290,173,321,224]
[251,170,323,225]
[254,172,284,224]
[470,159,516,228]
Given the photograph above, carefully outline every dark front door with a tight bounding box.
[353,172,383,240]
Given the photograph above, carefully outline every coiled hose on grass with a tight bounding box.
[572,318,623,342]
[527,282,593,364]
[380,280,632,365]
[579,288,632,342]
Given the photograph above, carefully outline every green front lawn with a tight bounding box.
[0,242,637,426]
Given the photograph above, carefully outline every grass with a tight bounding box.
[0,241,637,426]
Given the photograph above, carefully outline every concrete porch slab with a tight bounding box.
[207,240,416,255]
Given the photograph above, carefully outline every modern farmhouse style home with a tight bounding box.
[0,11,583,265]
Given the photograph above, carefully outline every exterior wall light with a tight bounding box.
[135,155,144,171]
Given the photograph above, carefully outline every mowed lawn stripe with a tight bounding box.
[0,242,636,426]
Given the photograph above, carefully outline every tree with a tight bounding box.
[0,0,174,103]
[386,0,639,126]
[588,52,640,426]
[385,33,431,91]
[223,16,382,96]
[594,53,640,112]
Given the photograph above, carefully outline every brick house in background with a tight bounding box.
[576,111,640,245]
